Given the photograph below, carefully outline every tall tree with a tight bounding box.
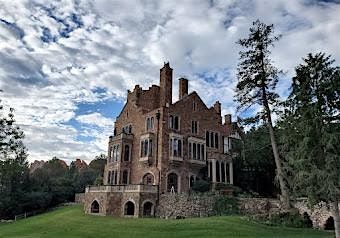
[280,53,340,237]
[0,97,29,219]
[235,20,290,209]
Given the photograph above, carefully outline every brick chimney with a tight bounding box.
[213,101,221,115]
[178,78,188,100]
[160,62,173,107]
[224,114,232,124]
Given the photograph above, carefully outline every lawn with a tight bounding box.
[0,205,333,238]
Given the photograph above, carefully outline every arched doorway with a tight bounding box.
[124,201,135,216]
[167,172,178,193]
[189,175,195,188]
[324,216,335,230]
[143,201,154,217]
[142,173,154,185]
[91,200,99,213]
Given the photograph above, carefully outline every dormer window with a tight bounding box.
[169,115,180,130]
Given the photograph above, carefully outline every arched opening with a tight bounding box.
[189,175,195,188]
[302,212,313,228]
[142,173,154,185]
[124,145,130,161]
[91,200,99,213]
[124,201,135,216]
[143,201,154,217]
[167,172,178,193]
[324,216,335,230]
[122,170,129,184]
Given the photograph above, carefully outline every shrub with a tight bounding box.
[191,180,210,193]
[213,196,239,216]
[257,209,313,228]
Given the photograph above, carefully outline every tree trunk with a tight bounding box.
[262,88,291,210]
[331,201,340,238]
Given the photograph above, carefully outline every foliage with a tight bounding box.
[233,126,278,197]
[191,179,210,193]
[255,210,313,228]
[280,53,340,203]
[0,205,330,238]
[213,196,239,216]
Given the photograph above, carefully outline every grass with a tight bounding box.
[0,205,333,238]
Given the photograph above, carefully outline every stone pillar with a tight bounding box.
[219,161,222,183]
[229,161,233,185]
[212,159,217,183]
[224,163,227,184]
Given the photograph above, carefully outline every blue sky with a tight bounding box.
[0,0,339,163]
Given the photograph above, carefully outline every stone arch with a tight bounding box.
[142,172,155,185]
[91,200,100,214]
[324,216,335,230]
[142,200,154,217]
[167,171,180,193]
[302,212,313,228]
[124,200,135,216]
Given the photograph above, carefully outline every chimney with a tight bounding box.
[178,78,188,100]
[224,114,232,124]
[213,101,221,115]
[160,62,173,106]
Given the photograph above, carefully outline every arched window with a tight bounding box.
[91,200,99,213]
[122,170,129,184]
[124,201,135,216]
[142,173,154,185]
[124,145,130,161]
[143,201,154,217]
[167,172,179,193]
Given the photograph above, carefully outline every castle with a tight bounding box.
[84,63,241,217]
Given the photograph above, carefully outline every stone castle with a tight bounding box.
[84,63,241,217]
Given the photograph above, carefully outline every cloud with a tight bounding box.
[0,0,339,162]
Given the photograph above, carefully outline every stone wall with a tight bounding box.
[75,193,85,204]
[157,194,215,218]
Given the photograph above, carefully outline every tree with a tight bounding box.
[0,97,29,219]
[280,53,340,237]
[89,154,107,185]
[235,20,290,208]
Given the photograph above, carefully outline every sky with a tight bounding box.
[0,0,339,163]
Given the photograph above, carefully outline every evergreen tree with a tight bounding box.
[280,53,340,237]
[235,20,290,208]
[0,97,29,219]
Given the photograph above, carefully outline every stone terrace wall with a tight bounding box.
[157,194,215,218]
[75,193,85,204]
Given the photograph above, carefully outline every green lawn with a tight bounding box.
[0,205,333,238]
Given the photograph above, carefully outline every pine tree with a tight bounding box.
[235,20,290,209]
[280,53,340,237]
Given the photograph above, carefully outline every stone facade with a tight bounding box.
[84,63,242,218]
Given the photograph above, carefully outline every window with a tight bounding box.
[140,138,153,157]
[188,139,205,161]
[192,101,197,111]
[122,170,129,184]
[169,115,180,130]
[112,145,120,162]
[191,120,198,134]
[122,124,132,134]
[206,131,219,149]
[107,171,112,184]
[146,117,154,131]
[124,145,130,161]
[170,138,182,157]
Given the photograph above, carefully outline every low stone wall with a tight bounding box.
[238,198,281,215]
[157,194,215,218]
[75,193,85,204]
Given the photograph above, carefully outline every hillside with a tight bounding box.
[0,205,332,238]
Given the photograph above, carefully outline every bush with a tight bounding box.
[191,180,210,193]
[213,196,239,216]
[256,210,313,228]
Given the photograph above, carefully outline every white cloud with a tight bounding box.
[0,0,339,163]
